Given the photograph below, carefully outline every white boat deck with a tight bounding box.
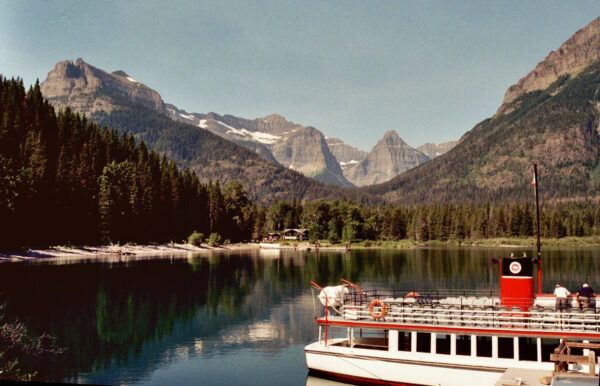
[494,368,551,386]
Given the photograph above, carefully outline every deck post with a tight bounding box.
[411,331,417,353]
[537,338,542,363]
[389,330,399,352]
[589,351,596,376]
[514,337,519,361]
[471,335,477,357]
[431,333,437,354]
[492,336,498,359]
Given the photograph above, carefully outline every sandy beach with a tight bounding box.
[0,243,261,263]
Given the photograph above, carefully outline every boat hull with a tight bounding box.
[305,343,507,386]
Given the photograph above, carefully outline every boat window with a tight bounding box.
[436,334,451,355]
[416,333,431,353]
[518,338,537,361]
[541,339,560,362]
[476,336,492,358]
[398,331,411,352]
[498,337,514,359]
[351,329,388,351]
[456,335,471,356]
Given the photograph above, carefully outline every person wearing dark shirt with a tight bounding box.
[576,283,595,310]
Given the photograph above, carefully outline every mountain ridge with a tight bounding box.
[498,16,600,115]
[40,58,448,188]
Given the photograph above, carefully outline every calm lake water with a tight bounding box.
[2,246,600,385]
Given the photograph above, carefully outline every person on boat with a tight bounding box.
[554,284,571,311]
[575,283,595,310]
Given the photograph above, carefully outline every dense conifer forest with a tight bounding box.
[0,77,255,251]
[3,75,600,252]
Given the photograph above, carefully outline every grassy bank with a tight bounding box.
[277,236,600,249]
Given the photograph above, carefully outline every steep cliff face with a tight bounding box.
[345,131,430,186]
[174,111,355,186]
[498,16,600,115]
[270,127,354,186]
[40,58,165,115]
[416,141,457,159]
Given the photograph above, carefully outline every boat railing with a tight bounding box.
[340,300,600,333]
[343,289,501,308]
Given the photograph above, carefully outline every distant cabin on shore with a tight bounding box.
[282,228,309,241]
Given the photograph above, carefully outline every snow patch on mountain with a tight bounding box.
[179,112,195,120]
[218,121,280,144]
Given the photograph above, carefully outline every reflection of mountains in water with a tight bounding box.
[74,288,317,385]
[2,248,600,383]
[0,251,318,383]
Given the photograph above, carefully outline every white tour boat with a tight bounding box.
[305,257,600,386]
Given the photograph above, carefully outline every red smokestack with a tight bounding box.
[500,257,534,310]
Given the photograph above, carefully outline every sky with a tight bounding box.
[2,1,600,151]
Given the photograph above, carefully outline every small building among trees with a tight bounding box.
[282,228,309,241]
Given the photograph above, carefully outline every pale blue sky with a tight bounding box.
[2,1,600,150]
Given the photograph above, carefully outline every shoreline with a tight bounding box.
[2,236,600,264]
[0,243,260,263]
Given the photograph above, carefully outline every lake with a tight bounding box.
[1,246,600,385]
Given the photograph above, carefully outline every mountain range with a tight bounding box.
[39,15,600,204]
[40,59,454,188]
[41,59,368,202]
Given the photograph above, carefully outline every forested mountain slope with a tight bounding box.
[364,17,600,204]
[91,99,372,203]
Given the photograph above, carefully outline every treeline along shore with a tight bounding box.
[2,76,600,253]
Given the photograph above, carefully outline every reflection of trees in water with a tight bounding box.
[537,248,600,292]
[0,247,598,382]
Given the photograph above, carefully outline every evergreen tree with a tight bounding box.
[98,161,132,243]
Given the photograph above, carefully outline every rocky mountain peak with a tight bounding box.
[40,58,165,116]
[498,16,600,115]
[270,126,353,186]
[344,131,430,186]
[381,130,408,147]
[261,113,287,123]
[205,112,219,120]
